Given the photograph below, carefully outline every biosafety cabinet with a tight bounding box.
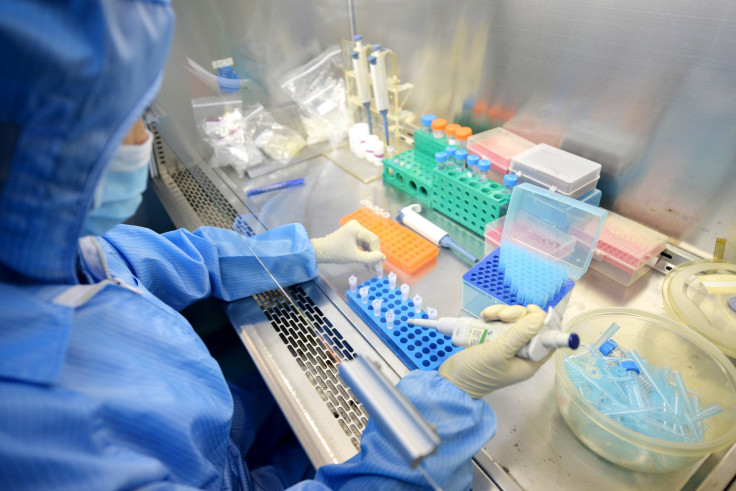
[141,1,736,489]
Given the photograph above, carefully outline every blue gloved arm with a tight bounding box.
[99,223,317,311]
[289,370,497,491]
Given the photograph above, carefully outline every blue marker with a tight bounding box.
[246,178,305,197]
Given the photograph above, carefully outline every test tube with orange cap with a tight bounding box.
[455,127,473,150]
[445,123,461,146]
[431,118,447,139]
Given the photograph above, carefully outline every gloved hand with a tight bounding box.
[310,220,386,265]
[438,304,549,398]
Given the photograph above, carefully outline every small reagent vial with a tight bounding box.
[444,146,456,169]
[372,299,382,316]
[421,114,437,134]
[478,159,490,182]
[386,310,395,329]
[435,151,447,171]
[349,275,357,293]
[467,154,479,177]
[428,307,437,320]
[431,118,447,139]
[388,272,397,289]
[413,294,423,313]
[400,283,410,301]
[375,262,384,278]
[360,286,369,304]
[455,149,467,173]
[503,173,518,195]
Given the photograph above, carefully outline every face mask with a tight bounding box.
[81,130,152,236]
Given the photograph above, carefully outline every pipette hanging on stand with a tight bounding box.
[351,35,372,134]
[369,45,390,144]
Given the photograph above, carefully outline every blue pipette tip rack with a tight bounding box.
[345,276,463,370]
[462,248,575,317]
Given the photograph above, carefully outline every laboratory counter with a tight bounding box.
[149,125,736,491]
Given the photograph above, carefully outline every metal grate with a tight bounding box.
[254,286,368,450]
[151,127,367,450]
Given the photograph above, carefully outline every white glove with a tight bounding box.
[310,220,386,265]
[438,304,548,398]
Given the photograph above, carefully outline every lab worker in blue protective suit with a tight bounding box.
[0,1,551,490]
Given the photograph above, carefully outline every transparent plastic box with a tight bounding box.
[467,127,535,174]
[509,143,602,198]
[571,212,667,286]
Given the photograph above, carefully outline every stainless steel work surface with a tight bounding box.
[150,128,735,489]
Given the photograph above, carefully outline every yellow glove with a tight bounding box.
[310,220,386,265]
[438,304,549,398]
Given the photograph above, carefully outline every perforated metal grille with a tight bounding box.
[254,286,368,450]
[151,127,366,450]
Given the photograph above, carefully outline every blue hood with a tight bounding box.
[0,0,174,284]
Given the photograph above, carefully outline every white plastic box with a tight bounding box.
[509,143,602,198]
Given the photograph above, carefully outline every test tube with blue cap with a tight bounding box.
[503,173,518,195]
[444,146,456,170]
[455,149,467,173]
[478,159,490,182]
[467,154,479,178]
[435,151,447,171]
[421,114,437,134]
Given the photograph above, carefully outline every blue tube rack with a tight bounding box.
[462,248,575,317]
[345,276,463,370]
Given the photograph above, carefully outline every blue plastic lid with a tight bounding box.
[568,333,580,350]
[372,44,382,51]
[421,114,437,127]
[354,34,363,41]
[620,360,640,374]
[598,339,618,356]
[444,146,456,157]
[503,174,518,187]
[467,154,479,166]
[455,149,468,160]
[435,151,447,162]
[368,55,377,65]
[478,159,491,171]
[462,96,476,111]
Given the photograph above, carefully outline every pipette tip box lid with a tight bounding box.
[467,127,536,174]
[509,143,602,198]
[502,183,608,280]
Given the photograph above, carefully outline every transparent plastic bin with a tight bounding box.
[467,127,535,174]
[554,309,736,473]
[510,143,602,198]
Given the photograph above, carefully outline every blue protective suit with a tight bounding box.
[0,0,497,489]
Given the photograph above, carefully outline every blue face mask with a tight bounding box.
[82,131,152,236]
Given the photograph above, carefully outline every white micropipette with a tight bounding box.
[351,42,372,135]
[408,309,579,361]
[369,45,390,144]
[396,204,479,264]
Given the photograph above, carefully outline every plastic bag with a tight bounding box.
[242,104,306,162]
[279,46,349,147]
[193,96,262,177]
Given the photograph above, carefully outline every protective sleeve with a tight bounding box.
[289,370,497,491]
[100,223,318,311]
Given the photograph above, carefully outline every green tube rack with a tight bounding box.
[413,128,449,157]
[430,169,510,236]
[382,149,435,203]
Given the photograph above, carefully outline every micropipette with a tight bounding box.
[396,204,479,264]
[409,308,579,361]
[369,45,390,144]
[351,43,372,134]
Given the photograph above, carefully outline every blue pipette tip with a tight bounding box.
[568,333,580,350]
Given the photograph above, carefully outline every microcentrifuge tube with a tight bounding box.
[388,272,397,289]
[427,307,437,320]
[413,294,423,313]
[349,275,357,293]
[386,310,395,329]
[372,299,382,316]
[375,262,384,278]
[400,283,410,301]
[360,286,369,304]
